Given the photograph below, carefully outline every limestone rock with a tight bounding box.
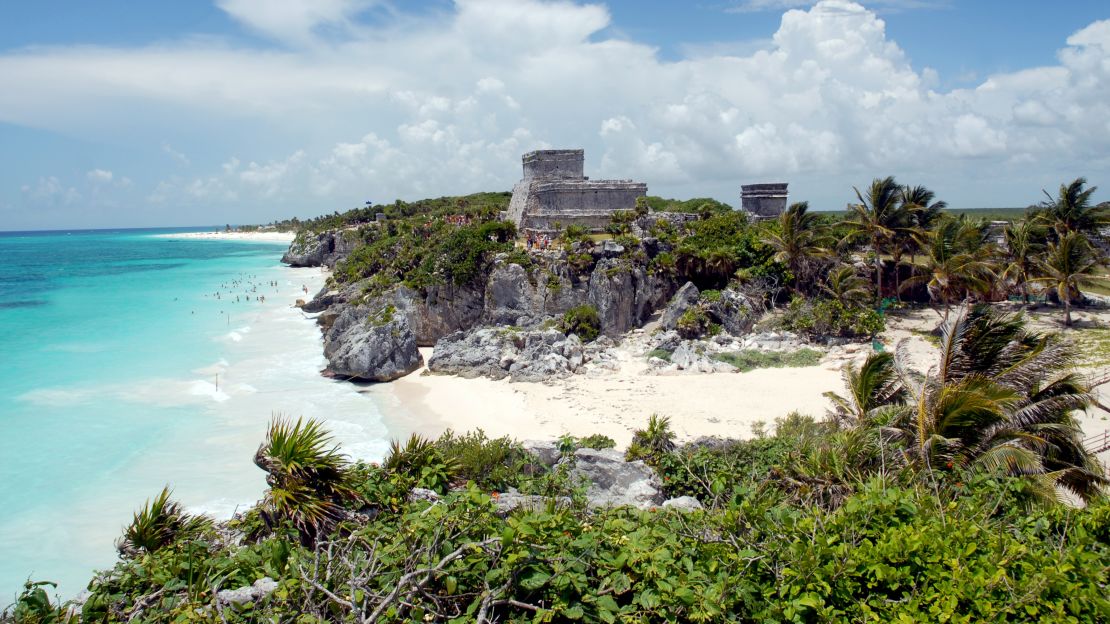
[567,448,664,509]
[282,230,358,268]
[408,488,441,504]
[706,288,758,336]
[662,496,704,512]
[659,282,700,331]
[494,488,571,515]
[523,440,562,467]
[217,577,279,606]
[323,306,422,382]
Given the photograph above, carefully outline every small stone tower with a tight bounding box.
[741,183,788,220]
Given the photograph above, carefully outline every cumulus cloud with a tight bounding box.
[86,169,114,183]
[1,0,1109,222]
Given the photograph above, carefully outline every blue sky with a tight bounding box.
[1,0,1108,229]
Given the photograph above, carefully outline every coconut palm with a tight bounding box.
[901,217,996,320]
[254,416,356,544]
[704,248,739,284]
[1038,177,1110,238]
[1002,218,1046,304]
[820,263,872,306]
[117,487,212,558]
[824,351,906,425]
[1035,231,1103,326]
[842,306,1105,502]
[766,201,828,292]
[845,176,912,300]
[895,185,948,296]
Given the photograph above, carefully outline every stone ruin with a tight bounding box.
[741,183,788,220]
[507,150,647,234]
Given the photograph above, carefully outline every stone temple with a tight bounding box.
[741,183,788,220]
[507,149,647,234]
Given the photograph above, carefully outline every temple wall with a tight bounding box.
[522,150,584,180]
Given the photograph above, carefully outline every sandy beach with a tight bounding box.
[365,306,1110,458]
[155,230,296,243]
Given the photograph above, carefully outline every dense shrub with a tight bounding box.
[712,348,823,372]
[781,296,885,338]
[559,304,601,342]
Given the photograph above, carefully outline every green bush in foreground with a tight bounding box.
[5,411,1108,623]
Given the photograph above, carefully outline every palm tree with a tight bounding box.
[1002,219,1046,304]
[820,263,871,306]
[845,176,912,301]
[838,306,1105,502]
[766,201,827,292]
[704,248,738,284]
[824,351,906,425]
[1035,231,1102,326]
[901,217,995,320]
[1038,177,1110,238]
[896,185,948,297]
[254,416,356,545]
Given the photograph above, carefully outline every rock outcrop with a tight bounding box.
[282,230,359,267]
[659,282,700,331]
[427,328,591,382]
[566,448,664,509]
[217,577,279,606]
[322,305,422,382]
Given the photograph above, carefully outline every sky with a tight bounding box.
[0,0,1108,230]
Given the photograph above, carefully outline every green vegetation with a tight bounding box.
[559,304,601,342]
[14,331,1106,623]
[712,348,823,372]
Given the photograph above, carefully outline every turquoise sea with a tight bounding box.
[0,228,390,600]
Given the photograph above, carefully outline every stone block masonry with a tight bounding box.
[508,150,647,234]
[741,183,788,220]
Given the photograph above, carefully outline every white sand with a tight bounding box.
[374,345,849,449]
[367,305,1110,459]
[154,230,295,242]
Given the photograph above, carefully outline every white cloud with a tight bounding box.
[0,0,1108,221]
[215,0,378,45]
[23,176,81,205]
[86,169,113,183]
[161,142,191,166]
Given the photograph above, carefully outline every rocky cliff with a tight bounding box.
[288,232,694,382]
[282,229,360,268]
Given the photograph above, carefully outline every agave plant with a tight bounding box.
[116,487,211,558]
[254,416,356,544]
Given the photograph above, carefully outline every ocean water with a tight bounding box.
[0,228,390,600]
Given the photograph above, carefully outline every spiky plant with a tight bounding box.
[383,433,459,492]
[254,416,356,545]
[628,414,676,463]
[116,487,211,558]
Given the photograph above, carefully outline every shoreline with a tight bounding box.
[154,231,296,243]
